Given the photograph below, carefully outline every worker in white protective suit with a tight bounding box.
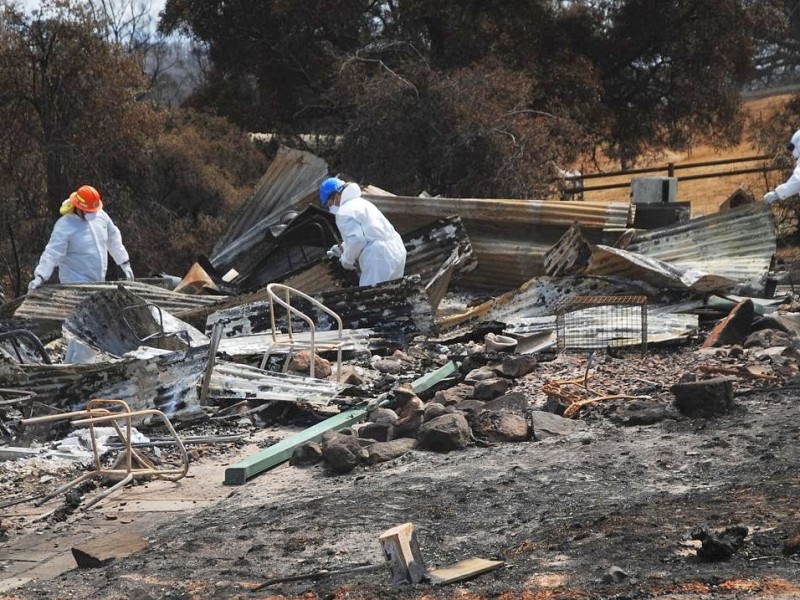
[764,129,800,204]
[28,185,134,292]
[318,177,406,286]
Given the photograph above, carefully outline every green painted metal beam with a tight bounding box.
[223,360,462,485]
[224,407,368,485]
[412,360,460,395]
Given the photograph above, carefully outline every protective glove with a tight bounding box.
[326,244,343,259]
[27,276,43,292]
[120,262,135,281]
[763,191,780,204]
[340,259,357,271]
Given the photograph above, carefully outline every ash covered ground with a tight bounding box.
[8,343,800,600]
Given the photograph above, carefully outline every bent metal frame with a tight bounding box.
[22,399,189,510]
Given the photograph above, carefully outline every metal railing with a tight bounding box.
[265,283,344,381]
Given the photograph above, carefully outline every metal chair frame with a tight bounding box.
[21,399,189,510]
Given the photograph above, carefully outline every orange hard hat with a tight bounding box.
[69,185,102,213]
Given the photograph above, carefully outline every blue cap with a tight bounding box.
[319,177,346,207]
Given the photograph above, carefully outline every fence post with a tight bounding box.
[668,163,675,177]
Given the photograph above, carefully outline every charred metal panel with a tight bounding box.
[403,215,477,283]
[228,205,341,291]
[206,276,432,341]
[625,203,776,292]
[217,330,371,360]
[206,360,344,407]
[0,346,208,415]
[211,146,328,271]
[14,282,224,323]
[587,245,738,293]
[63,287,209,357]
[544,221,592,277]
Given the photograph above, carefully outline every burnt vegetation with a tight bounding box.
[3,0,800,296]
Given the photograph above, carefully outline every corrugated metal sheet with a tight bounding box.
[206,360,344,407]
[62,287,209,357]
[364,193,633,229]
[13,282,224,322]
[624,203,776,291]
[211,146,328,270]
[0,346,208,415]
[587,245,738,293]
[363,187,631,291]
[217,330,371,359]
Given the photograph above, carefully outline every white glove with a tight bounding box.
[27,276,43,292]
[326,244,343,259]
[120,262,134,281]
[763,191,780,204]
[340,259,357,271]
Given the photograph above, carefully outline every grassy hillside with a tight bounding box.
[582,94,792,217]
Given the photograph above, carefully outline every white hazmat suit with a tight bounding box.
[334,183,406,286]
[31,210,131,287]
[764,129,800,203]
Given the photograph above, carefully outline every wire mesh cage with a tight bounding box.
[556,295,648,355]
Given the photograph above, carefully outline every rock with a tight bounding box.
[366,438,417,464]
[531,411,583,440]
[321,431,369,474]
[671,377,734,417]
[373,358,405,374]
[335,365,366,385]
[744,329,793,349]
[287,350,332,378]
[464,366,500,383]
[456,399,487,419]
[432,384,474,405]
[782,535,800,556]
[417,413,472,452]
[472,410,529,442]
[483,392,529,415]
[357,422,392,442]
[602,566,629,584]
[497,355,537,378]
[369,407,399,426]
[691,525,748,562]
[423,403,449,422]
[614,401,671,426]
[290,442,323,467]
[473,378,509,400]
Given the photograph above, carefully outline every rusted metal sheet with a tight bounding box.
[363,188,632,291]
[211,146,328,271]
[587,245,738,293]
[13,282,223,323]
[624,203,776,292]
[364,193,633,230]
[205,360,344,407]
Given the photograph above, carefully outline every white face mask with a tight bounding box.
[329,205,339,215]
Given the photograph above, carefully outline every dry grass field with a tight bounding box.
[582,94,793,216]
